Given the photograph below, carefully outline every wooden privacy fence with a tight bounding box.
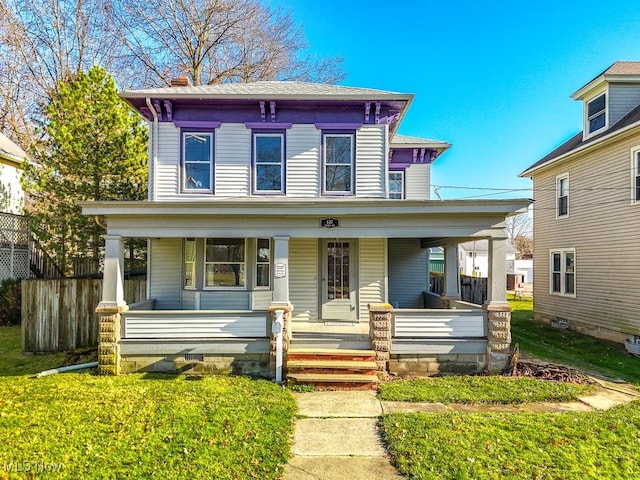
[429,273,487,305]
[22,278,146,353]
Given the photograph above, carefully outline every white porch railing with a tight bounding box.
[121,309,269,339]
[393,308,486,338]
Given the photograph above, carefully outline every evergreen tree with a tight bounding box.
[23,66,147,274]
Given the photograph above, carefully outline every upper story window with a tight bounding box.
[389,171,404,199]
[632,147,640,203]
[550,248,575,296]
[556,173,569,217]
[254,134,284,193]
[323,134,354,194]
[586,93,606,135]
[205,238,245,288]
[183,132,213,192]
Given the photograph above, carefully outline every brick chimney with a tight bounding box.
[170,76,191,87]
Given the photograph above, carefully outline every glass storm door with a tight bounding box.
[322,240,356,321]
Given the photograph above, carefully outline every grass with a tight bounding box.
[510,296,640,385]
[381,404,640,479]
[0,327,296,480]
[379,375,594,404]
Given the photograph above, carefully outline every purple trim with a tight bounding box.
[365,102,371,123]
[270,101,276,122]
[315,123,363,130]
[174,120,222,128]
[153,101,162,121]
[245,122,292,130]
[163,101,173,121]
[412,149,418,163]
[139,107,152,121]
[260,101,266,122]
[375,103,381,123]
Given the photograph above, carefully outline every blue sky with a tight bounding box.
[268,0,640,199]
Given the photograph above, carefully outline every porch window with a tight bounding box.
[323,134,354,194]
[254,134,284,193]
[256,238,271,288]
[183,132,213,192]
[205,238,246,288]
[550,249,575,296]
[389,171,404,199]
[586,92,606,135]
[184,238,196,288]
[556,173,568,217]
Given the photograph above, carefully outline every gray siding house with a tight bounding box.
[520,62,640,344]
[82,80,529,382]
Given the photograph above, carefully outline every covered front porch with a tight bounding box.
[82,198,529,378]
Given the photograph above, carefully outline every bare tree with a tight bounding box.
[112,0,345,87]
[506,211,533,259]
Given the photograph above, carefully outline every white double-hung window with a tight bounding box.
[388,171,404,199]
[550,249,575,296]
[632,147,640,203]
[556,173,569,217]
[586,92,606,136]
[323,134,354,194]
[183,132,213,192]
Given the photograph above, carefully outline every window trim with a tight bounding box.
[253,132,285,194]
[631,146,640,204]
[549,248,576,297]
[388,170,404,199]
[584,90,608,138]
[556,173,569,218]
[203,238,247,290]
[181,130,214,193]
[322,132,355,195]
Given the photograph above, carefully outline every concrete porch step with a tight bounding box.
[288,359,378,370]
[287,373,379,389]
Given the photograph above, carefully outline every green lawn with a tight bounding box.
[510,296,640,385]
[380,297,640,480]
[0,327,296,480]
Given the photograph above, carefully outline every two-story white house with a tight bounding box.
[521,62,640,345]
[82,80,529,383]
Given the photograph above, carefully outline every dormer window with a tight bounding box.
[586,93,606,135]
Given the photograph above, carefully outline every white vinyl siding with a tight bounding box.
[289,238,318,322]
[355,125,386,197]
[358,238,386,321]
[0,162,24,213]
[286,125,320,196]
[215,123,251,196]
[199,291,250,309]
[388,238,427,308]
[532,131,640,340]
[609,84,640,126]
[148,238,182,309]
[404,163,431,200]
[155,123,180,200]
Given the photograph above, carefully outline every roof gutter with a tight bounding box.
[145,97,158,201]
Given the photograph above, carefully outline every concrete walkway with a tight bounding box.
[282,379,639,480]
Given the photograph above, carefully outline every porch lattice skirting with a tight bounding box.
[97,305,128,375]
[485,304,512,373]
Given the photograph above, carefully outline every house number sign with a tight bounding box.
[321,217,339,228]
[275,263,286,278]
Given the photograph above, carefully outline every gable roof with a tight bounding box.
[0,132,27,167]
[520,104,640,177]
[121,81,414,102]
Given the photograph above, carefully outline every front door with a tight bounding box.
[321,240,356,321]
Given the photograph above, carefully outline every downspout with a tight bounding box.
[145,97,158,201]
[34,361,99,378]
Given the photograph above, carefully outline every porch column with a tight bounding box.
[441,243,460,308]
[485,236,512,373]
[96,235,128,375]
[272,236,290,306]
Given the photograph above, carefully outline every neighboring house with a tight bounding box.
[458,239,517,278]
[520,61,640,343]
[82,80,529,381]
[0,132,25,214]
[0,133,29,282]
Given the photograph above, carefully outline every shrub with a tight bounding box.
[0,278,21,326]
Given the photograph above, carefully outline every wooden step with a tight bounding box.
[287,373,379,385]
[287,348,376,362]
[287,359,378,370]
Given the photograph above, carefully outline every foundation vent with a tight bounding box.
[184,353,204,362]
